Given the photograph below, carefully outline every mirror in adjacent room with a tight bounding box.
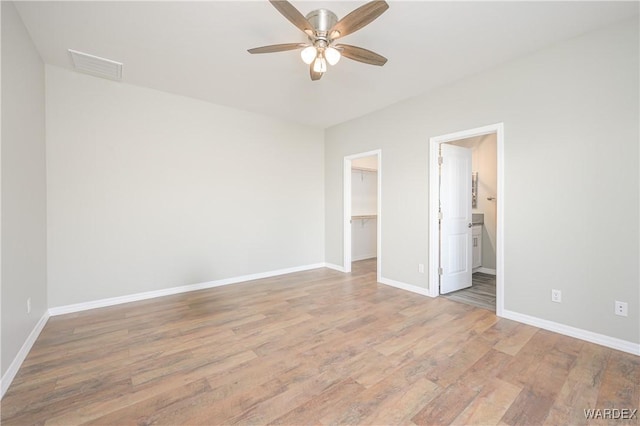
[472,172,478,208]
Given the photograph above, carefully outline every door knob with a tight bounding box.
[468,223,473,228]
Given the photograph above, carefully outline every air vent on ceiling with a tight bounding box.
[68,49,123,81]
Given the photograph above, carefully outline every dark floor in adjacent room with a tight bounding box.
[443,273,496,311]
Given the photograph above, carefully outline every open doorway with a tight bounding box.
[343,150,381,281]
[428,124,504,316]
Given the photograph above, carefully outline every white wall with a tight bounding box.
[351,216,377,261]
[1,1,47,376]
[46,66,325,308]
[325,19,639,344]
[352,156,378,171]
[351,169,378,216]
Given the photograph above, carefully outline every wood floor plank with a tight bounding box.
[499,388,556,426]
[227,367,344,424]
[456,348,514,392]
[452,378,522,425]
[0,378,57,420]
[492,323,539,356]
[544,342,610,425]
[596,350,640,416]
[135,349,258,387]
[3,373,132,425]
[339,349,396,388]
[497,329,560,388]
[269,377,366,425]
[2,258,638,426]
[177,361,335,425]
[423,336,494,388]
[411,381,480,425]
[362,377,440,425]
[500,342,577,425]
[81,378,212,426]
[318,368,414,425]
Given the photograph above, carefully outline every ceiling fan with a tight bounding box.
[248,0,389,81]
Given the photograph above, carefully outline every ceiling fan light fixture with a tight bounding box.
[248,0,389,81]
[313,56,327,73]
[324,46,341,65]
[300,45,317,64]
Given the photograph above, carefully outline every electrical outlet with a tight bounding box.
[551,289,562,303]
[27,298,31,314]
[615,301,628,317]
[418,263,424,273]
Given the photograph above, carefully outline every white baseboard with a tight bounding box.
[502,309,640,356]
[475,267,496,275]
[49,263,326,316]
[374,277,638,356]
[378,276,433,297]
[324,263,346,273]
[352,254,376,262]
[1,311,50,399]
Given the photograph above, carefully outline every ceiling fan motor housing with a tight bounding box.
[305,9,338,37]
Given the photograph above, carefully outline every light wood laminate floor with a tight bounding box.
[2,259,639,425]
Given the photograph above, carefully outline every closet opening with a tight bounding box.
[343,150,381,280]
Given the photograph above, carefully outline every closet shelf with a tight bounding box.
[352,215,377,220]
[352,167,377,173]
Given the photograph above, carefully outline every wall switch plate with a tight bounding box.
[27,297,31,314]
[418,264,424,273]
[615,301,628,317]
[551,289,562,303]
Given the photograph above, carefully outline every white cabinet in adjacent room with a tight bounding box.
[472,224,482,270]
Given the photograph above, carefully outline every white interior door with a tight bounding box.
[440,144,472,294]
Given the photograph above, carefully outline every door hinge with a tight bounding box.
[438,156,443,165]
[438,267,443,275]
[438,211,443,220]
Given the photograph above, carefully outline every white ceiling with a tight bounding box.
[14,1,639,128]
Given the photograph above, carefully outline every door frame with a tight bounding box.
[428,123,504,317]
[343,149,382,282]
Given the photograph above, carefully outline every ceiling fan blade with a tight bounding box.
[310,63,323,81]
[329,1,389,40]
[269,1,315,36]
[336,44,387,66]
[248,43,306,54]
